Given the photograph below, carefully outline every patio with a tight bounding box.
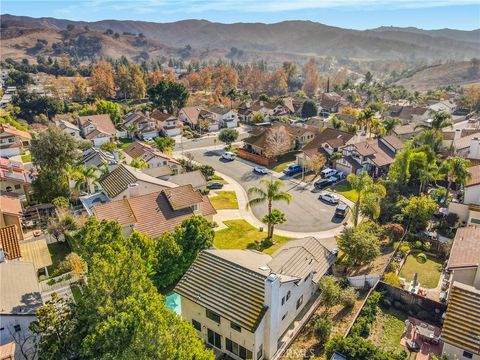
[400,317,443,360]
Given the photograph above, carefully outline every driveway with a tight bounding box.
[189,149,346,232]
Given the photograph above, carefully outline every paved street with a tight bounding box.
[189,148,345,232]
[174,130,249,152]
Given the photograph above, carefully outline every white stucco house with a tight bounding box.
[175,237,337,360]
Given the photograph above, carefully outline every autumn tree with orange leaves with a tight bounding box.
[90,60,115,99]
[302,58,321,97]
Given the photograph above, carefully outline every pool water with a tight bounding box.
[165,292,181,315]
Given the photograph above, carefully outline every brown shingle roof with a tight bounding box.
[447,226,480,269]
[93,189,216,238]
[78,114,116,136]
[243,123,308,150]
[0,225,21,260]
[466,165,480,187]
[163,184,204,210]
[180,106,201,125]
[441,282,480,355]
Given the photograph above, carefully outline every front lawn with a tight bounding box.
[210,191,239,210]
[214,219,291,255]
[399,254,442,288]
[329,181,358,202]
[369,307,407,355]
[211,174,228,184]
[47,241,72,276]
[272,162,291,172]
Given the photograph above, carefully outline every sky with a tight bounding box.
[2,0,480,30]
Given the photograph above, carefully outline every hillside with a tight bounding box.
[1,14,479,63]
[394,61,480,90]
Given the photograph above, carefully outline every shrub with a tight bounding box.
[382,223,404,241]
[314,317,332,345]
[417,253,427,263]
[423,242,431,251]
[414,241,423,249]
[399,245,410,255]
[341,287,357,308]
[383,272,401,287]
[350,291,381,338]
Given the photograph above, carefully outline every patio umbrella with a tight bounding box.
[412,272,418,288]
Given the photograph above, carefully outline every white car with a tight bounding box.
[221,151,236,161]
[319,192,339,204]
[253,166,269,174]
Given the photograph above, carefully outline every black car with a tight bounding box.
[314,178,333,189]
[207,182,224,189]
[334,203,349,218]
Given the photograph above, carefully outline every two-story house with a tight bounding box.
[0,125,31,158]
[93,184,216,238]
[77,114,117,147]
[150,109,183,137]
[334,135,404,177]
[179,106,202,129]
[318,92,348,115]
[0,158,32,202]
[449,164,480,226]
[207,106,239,128]
[175,237,337,360]
[55,117,82,140]
[237,101,278,123]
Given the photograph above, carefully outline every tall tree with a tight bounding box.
[147,80,189,113]
[218,128,239,148]
[337,223,380,266]
[94,99,122,124]
[440,156,472,201]
[154,136,176,154]
[302,58,320,97]
[247,180,292,238]
[90,60,115,99]
[261,209,286,239]
[70,74,88,101]
[382,117,400,135]
[301,99,318,119]
[414,110,452,132]
[347,172,386,226]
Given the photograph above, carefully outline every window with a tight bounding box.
[257,345,263,360]
[14,184,21,189]
[207,329,221,349]
[192,319,201,331]
[281,296,285,306]
[296,295,304,310]
[226,338,253,360]
[13,324,21,332]
[281,312,288,320]
[463,351,473,359]
[286,291,291,301]
[206,309,221,323]
[230,322,241,332]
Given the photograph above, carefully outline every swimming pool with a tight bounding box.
[165,292,181,315]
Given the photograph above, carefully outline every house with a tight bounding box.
[207,106,239,128]
[446,226,480,289]
[448,165,480,226]
[318,92,348,114]
[150,109,183,137]
[0,158,32,202]
[122,141,182,177]
[393,123,421,140]
[175,237,337,360]
[98,163,177,201]
[0,193,24,240]
[123,111,160,139]
[165,170,207,191]
[386,105,429,124]
[428,99,456,114]
[335,135,404,177]
[464,165,480,208]
[448,132,480,158]
[77,114,117,147]
[441,282,480,360]
[242,123,315,159]
[55,117,82,140]
[77,147,118,172]
[93,184,216,238]
[237,101,278,123]
[297,128,355,169]
[179,106,202,129]
[0,124,31,158]
[0,261,42,360]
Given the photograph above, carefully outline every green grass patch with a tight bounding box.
[272,162,291,172]
[210,191,239,210]
[21,154,32,163]
[47,241,72,276]
[399,254,442,288]
[214,219,291,254]
[211,174,228,184]
[118,138,134,148]
[369,307,407,355]
[329,181,359,202]
[70,285,82,303]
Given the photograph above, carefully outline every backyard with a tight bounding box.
[368,306,408,356]
[210,191,239,210]
[214,219,291,255]
[399,254,442,289]
[329,181,358,202]
[47,241,72,276]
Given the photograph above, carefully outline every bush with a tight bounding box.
[383,272,401,287]
[350,291,381,338]
[423,242,431,251]
[417,253,427,263]
[314,317,332,345]
[399,245,410,256]
[414,241,423,249]
[341,287,357,308]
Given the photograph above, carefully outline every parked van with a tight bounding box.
[334,203,349,218]
[321,168,336,178]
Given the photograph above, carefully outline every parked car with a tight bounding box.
[253,166,269,174]
[207,182,224,189]
[221,151,236,161]
[283,164,302,176]
[144,137,153,142]
[319,192,339,204]
[321,168,336,178]
[314,178,333,189]
[334,203,349,218]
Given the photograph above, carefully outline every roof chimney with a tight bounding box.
[127,183,139,199]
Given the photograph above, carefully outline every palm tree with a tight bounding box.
[347,172,386,226]
[413,129,444,153]
[414,110,453,132]
[62,163,78,197]
[418,163,439,194]
[74,165,99,195]
[127,123,137,140]
[247,179,292,238]
[382,117,400,135]
[440,156,471,201]
[357,108,376,137]
[261,209,286,240]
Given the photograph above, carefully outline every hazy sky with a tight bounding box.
[2,0,480,30]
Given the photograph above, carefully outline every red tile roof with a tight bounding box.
[0,225,21,260]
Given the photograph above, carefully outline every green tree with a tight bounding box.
[357,108,377,138]
[247,180,292,238]
[130,157,148,169]
[338,224,380,266]
[199,164,215,179]
[413,128,444,153]
[381,117,400,135]
[32,170,70,203]
[440,156,472,201]
[383,272,401,287]
[147,80,189,113]
[218,128,239,148]
[154,136,176,154]
[31,125,78,172]
[318,275,342,313]
[314,317,332,345]
[73,165,99,194]
[252,112,265,123]
[95,99,122,124]
[347,172,386,226]
[414,110,452,132]
[325,335,404,360]
[261,209,286,239]
[301,99,318,118]
[154,232,184,289]
[402,194,438,232]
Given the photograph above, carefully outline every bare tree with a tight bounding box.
[8,323,38,360]
[305,153,327,181]
[264,126,292,159]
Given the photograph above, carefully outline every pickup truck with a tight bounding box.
[283,164,302,176]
